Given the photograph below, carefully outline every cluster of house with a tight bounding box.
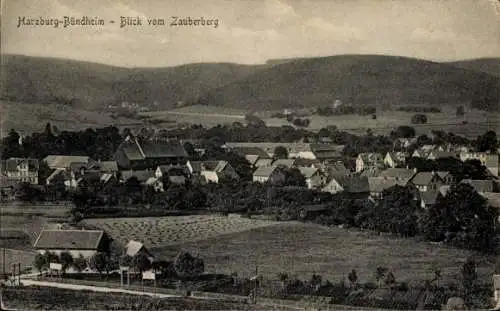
[33,228,154,273]
[1,137,500,214]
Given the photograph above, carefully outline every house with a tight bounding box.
[356,153,384,172]
[459,152,499,177]
[252,166,285,184]
[230,146,270,165]
[460,179,494,193]
[410,171,443,192]
[384,152,408,168]
[411,145,437,158]
[120,170,156,185]
[298,167,324,189]
[427,151,458,161]
[34,229,110,260]
[436,171,454,185]
[254,158,274,168]
[367,177,405,199]
[378,168,417,185]
[272,159,297,169]
[309,144,345,162]
[293,158,321,168]
[155,165,188,186]
[438,185,451,197]
[187,161,239,183]
[114,136,188,170]
[325,161,350,178]
[125,240,154,262]
[87,161,119,173]
[0,158,39,184]
[43,155,90,170]
[420,190,440,209]
[322,175,369,198]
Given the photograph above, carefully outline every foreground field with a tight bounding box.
[2,286,273,310]
[154,222,495,286]
[81,214,280,248]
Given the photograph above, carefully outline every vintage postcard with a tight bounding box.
[1,0,500,310]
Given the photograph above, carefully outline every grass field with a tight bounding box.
[139,105,499,138]
[81,214,280,248]
[152,222,495,286]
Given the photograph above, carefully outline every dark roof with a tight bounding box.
[253,166,280,178]
[326,161,350,177]
[89,161,118,172]
[118,138,188,161]
[335,175,370,193]
[230,146,270,158]
[121,170,155,182]
[2,158,39,172]
[69,162,88,172]
[379,168,416,183]
[411,172,439,186]
[420,190,439,205]
[34,230,104,250]
[189,161,228,173]
[368,177,405,193]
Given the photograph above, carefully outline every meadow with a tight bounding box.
[81,215,495,287]
[140,105,499,139]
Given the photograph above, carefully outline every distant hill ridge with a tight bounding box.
[1,54,499,111]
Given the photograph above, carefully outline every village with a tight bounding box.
[1,121,500,310]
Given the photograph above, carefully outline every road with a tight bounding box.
[153,111,245,119]
[20,279,180,299]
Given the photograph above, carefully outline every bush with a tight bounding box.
[411,114,428,124]
[173,252,205,279]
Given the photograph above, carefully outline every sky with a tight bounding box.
[2,0,500,67]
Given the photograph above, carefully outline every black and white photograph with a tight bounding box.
[1,0,500,310]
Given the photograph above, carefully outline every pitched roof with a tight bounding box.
[273,159,296,168]
[126,240,146,257]
[298,167,319,178]
[189,161,228,173]
[224,142,311,154]
[121,170,155,183]
[484,154,499,168]
[481,192,500,209]
[436,171,452,179]
[360,167,382,178]
[411,172,438,186]
[379,168,416,183]
[368,177,404,193]
[118,138,188,160]
[255,158,273,167]
[2,158,39,172]
[245,155,260,166]
[358,153,384,163]
[43,155,90,169]
[385,152,408,163]
[325,161,350,177]
[231,146,270,159]
[34,230,104,250]
[46,168,66,183]
[253,166,279,178]
[428,151,458,159]
[420,190,439,206]
[335,175,370,193]
[89,161,118,172]
[460,179,494,193]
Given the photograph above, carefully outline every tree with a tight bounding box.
[456,106,465,117]
[309,273,322,292]
[89,252,108,278]
[375,266,388,288]
[60,251,74,274]
[133,253,152,274]
[34,253,48,275]
[385,271,396,288]
[461,258,477,302]
[273,146,289,159]
[173,251,204,279]
[73,254,88,273]
[392,126,416,139]
[411,114,428,124]
[347,269,358,288]
[476,130,498,152]
[283,168,306,187]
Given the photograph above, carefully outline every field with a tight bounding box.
[81,215,495,286]
[140,105,499,139]
[152,222,495,285]
[2,286,274,310]
[81,214,280,248]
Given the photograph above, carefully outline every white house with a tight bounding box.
[356,153,384,172]
[252,166,285,184]
[187,160,239,183]
[0,158,39,184]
